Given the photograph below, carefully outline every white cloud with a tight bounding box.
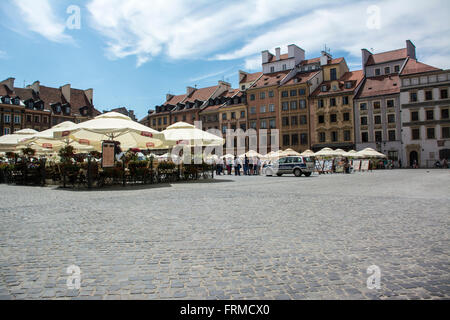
[12,0,72,43]
[189,66,236,83]
[86,0,450,70]
[244,56,262,71]
[0,50,7,59]
[87,0,329,66]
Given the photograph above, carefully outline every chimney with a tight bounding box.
[186,86,196,96]
[275,47,281,61]
[239,70,248,84]
[60,84,71,103]
[84,88,93,105]
[30,81,40,94]
[166,94,174,102]
[1,77,15,91]
[361,49,372,74]
[261,50,270,64]
[406,40,416,60]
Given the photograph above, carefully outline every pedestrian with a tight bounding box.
[234,156,241,176]
[256,157,261,175]
[398,159,402,168]
[443,158,448,169]
[244,155,249,176]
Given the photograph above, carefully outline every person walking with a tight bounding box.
[244,155,249,176]
[234,156,241,176]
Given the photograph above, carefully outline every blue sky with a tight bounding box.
[1,0,449,120]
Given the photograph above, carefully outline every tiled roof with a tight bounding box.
[400,59,441,76]
[357,75,400,98]
[266,53,290,63]
[311,70,364,97]
[250,71,290,88]
[164,94,186,106]
[283,70,319,86]
[366,48,407,66]
[240,72,262,84]
[184,85,219,103]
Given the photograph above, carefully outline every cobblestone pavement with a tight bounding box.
[0,169,449,300]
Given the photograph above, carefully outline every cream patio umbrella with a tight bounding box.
[314,147,341,158]
[0,129,38,152]
[162,122,224,148]
[18,121,94,153]
[334,149,347,157]
[222,154,235,159]
[239,150,262,158]
[53,112,164,151]
[356,148,387,159]
[301,149,315,157]
[282,148,302,156]
[343,150,362,158]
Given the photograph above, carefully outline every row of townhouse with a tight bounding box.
[140,40,449,168]
[0,78,100,135]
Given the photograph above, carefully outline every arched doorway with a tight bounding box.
[409,151,419,167]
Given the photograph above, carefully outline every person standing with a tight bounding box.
[244,155,249,176]
[234,156,240,176]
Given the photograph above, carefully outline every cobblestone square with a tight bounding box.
[0,169,449,300]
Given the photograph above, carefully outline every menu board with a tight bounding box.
[361,160,370,171]
[102,142,115,168]
[353,160,361,171]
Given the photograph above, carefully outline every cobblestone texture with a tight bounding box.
[0,169,449,300]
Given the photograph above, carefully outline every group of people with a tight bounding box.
[215,155,264,176]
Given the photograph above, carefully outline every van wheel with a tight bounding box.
[276,173,283,177]
[304,172,312,177]
[294,169,302,177]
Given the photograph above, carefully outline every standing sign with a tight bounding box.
[361,160,370,171]
[353,160,361,171]
[102,141,115,168]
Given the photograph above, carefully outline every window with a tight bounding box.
[4,114,11,123]
[250,106,256,114]
[388,130,396,141]
[269,119,276,129]
[283,135,290,146]
[343,113,350,121]
[158,118,162,125]
[282,64,287,71]
[268,104,275,113]
[318,99,324,108]
[290,101,297,110]
[282,117,289,126]
[250,121,257,129]
[344,130,351,141]
[4,128,10,135]
[300,115,307,125]
[290,90,297,97]
[241,85,246,90]
[361,116,368,126]
[319,132,326,143]
[34,116,40,123]
[410,92,418,102]
[260,106,266,113]
[299,89,306,95]
[331,131,338,142]
[270,66,275,73]
[375,69,381,76]
[426,110,434,120]
[330,98,336,107]
[260,120,267,129]
[387,100,395,108]
[14,115,21,124]
[240,111,245,118]
[250,94,256,101]
[260,92,266,99]
[282,102,289,111]
[345,82,352,89]
[4,97,10,104]
[240,123,246,131]
[425,91,433,101]
[441,89,448,99]
[321,85,328,92]
[291,134,299,145]
[362,132,369,142]
[442,127,450,139]
[375,131,382,142]
[182,115,186,121]
[222,125,227,134]
[300,133,308,145]
[373,101,381,109]
[412,128,420,140]
[360,103,367,111]
[388,114,396,123]
[231,112,236,119]
[394,65,400,73]
[343,96,349,105]
[299,100,306,109]
[291,116,298,126]
[281,91,289,98]
[441,108,449,119]
[222,113,227,120]
[163,117,167,125]
[269,91,274,98]
[318,115,325,124]
[385,67,390,74]
[374,115,381,125]
[330,114,337,123]
[27,115,32,123]
[330,68,337,81]
[411,111,419,121]
[427,127,435,139]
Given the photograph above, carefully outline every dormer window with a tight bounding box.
[13,97,20,105]
[345,82,352,89]
[3,96,10,104]
[282,64,287,71]
[27,101,34,109]
[321,85,328,92]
